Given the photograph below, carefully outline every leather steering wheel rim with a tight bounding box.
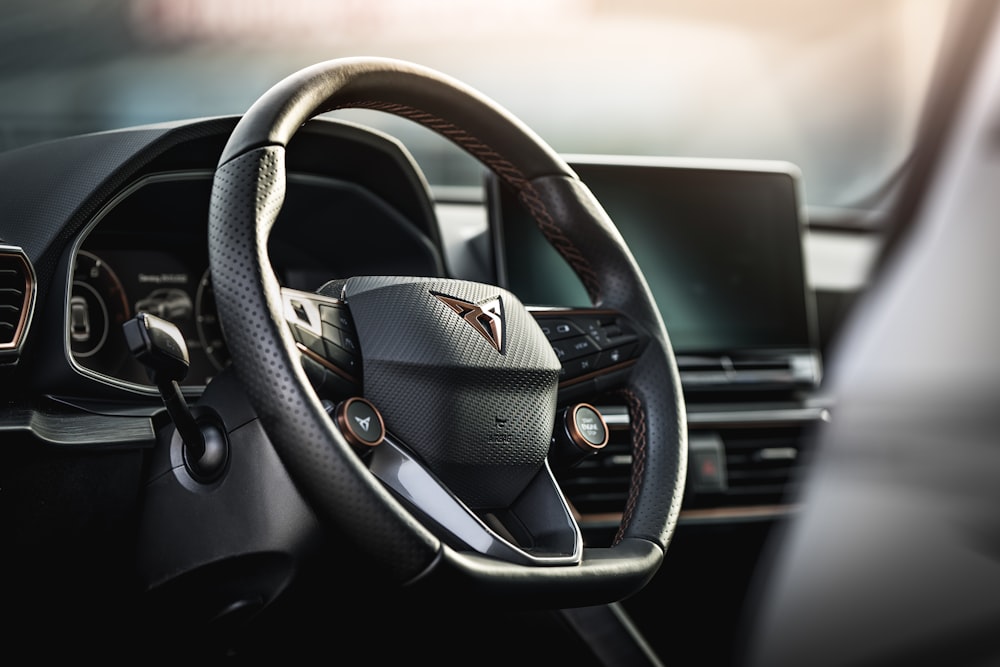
[208,56,687,607]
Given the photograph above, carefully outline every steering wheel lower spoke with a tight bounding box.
[369,435,582,566]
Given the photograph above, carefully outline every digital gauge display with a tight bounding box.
[70,250,132,375]
[69,248,231,388]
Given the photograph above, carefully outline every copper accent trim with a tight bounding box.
[678,505,799,521]
[565,403,609,452]
[335,397,385,449]
[526,306,622,317]
[558,359,637,388]
[431,291,506,354]
[574,504,798,526]
[0,247,36,353]
[295,342,358,384]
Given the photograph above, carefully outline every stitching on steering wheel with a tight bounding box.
[615,387,648,545]
[343,100,603,303]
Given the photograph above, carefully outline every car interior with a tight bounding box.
[1,1,998,664]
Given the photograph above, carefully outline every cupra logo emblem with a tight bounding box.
[431,291,506,354]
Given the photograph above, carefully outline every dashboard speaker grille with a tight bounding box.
[0,247,35,354]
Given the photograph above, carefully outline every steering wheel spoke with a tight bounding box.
[369,434,582,566]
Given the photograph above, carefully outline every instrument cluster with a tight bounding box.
[67,163,446,392]
[69,113,461,396]
[68,172,229,389]
[70,245,225,389]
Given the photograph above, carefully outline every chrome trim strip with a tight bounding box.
[595,404,830,427]
[687,407,831,426]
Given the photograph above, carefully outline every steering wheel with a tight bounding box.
[208,57,686,608]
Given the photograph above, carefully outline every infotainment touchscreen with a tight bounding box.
[488,156,821,385]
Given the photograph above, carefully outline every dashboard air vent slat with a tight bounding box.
[715,426,808,505]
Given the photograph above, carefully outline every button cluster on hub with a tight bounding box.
[533,311,641,383]
[282,287,361,397]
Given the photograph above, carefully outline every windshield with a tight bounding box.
[0,0,951,209]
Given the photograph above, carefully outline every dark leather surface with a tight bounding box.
[209,146,441,584]
[219,57,571,183]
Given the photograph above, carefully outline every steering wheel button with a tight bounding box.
[339,331,358,353]
[535,318,582,341]
[582,321,616,347]
[323,341,358,375]
[321,304,355,330]
[571,337,597,357]
[570,404,608,449]
[341,356,359,375]
[296,325,326,358]
[290,299,310,324]
[554,335,598,361]
[551,402,609,468]
[335,397,385,449]
[321,321,342,347]
[318,304,337,323]
[562,354,600,379]
[319,304,344,326]
[595,342,637,369]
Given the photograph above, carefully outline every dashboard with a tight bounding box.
[32,116,830,531]
[0,108,837,664]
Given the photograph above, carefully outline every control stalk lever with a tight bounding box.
[123,312,227,482]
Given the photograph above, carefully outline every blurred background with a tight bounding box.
[0,0,950,210]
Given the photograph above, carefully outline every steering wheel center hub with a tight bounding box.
[340,276,561,509]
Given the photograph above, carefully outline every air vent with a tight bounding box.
[676,356,726,372]
[730,359,793,372]
[706,424,810,507]
[677,353,820,389]
[554,405,826,524]
[555,419,632,516]
[0,246,36,356]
